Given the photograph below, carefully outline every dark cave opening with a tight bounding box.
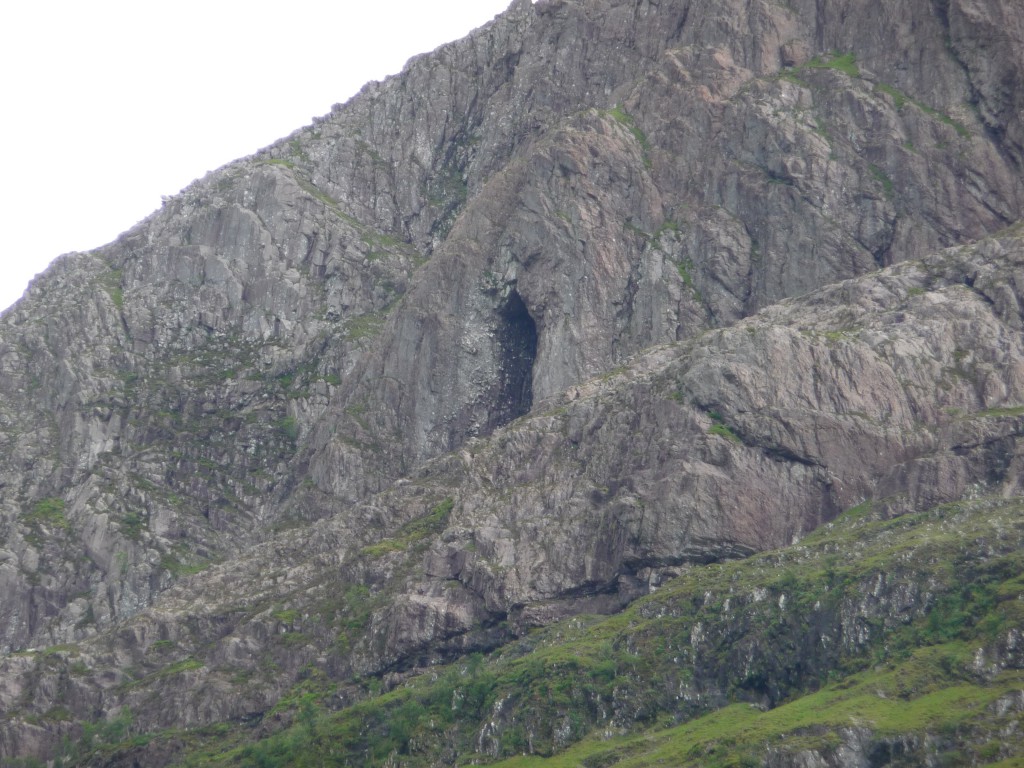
[489,289,538,431]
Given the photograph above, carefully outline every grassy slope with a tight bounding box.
[54,496,1024,767]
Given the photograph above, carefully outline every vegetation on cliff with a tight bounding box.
[46,495,1021,767]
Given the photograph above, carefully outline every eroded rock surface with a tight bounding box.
[3,227,1024,760]
[1,0,1023,762]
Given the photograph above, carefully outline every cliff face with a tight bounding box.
[0,0,1023,764]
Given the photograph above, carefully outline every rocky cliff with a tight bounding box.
[1,0,1022,764]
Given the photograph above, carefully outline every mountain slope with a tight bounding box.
[1,0,1023,764]
[48,494,1024,766]
[4,227,1024,764]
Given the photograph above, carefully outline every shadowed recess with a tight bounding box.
[489,289,537,431]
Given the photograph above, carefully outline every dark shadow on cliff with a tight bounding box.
[489,289,538,431]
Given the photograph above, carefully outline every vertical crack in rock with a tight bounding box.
[489,289,537,431]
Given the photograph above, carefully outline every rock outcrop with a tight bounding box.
[1,0,1023,763]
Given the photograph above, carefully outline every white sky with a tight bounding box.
[0,0,514,313]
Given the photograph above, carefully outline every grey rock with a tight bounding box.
[4,230,1024,758]
[1,0,1023,761]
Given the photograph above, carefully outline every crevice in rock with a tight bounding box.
[669,4,690,46]
[488,289,538,431]
[762,443,825,468]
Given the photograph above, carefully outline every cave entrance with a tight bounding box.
[489,289,538,431]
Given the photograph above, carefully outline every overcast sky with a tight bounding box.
[0,0,514,313]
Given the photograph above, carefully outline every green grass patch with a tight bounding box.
[120,659,204,692]
[344,311,387,341]
[651,219,681,248]
[819,328,856,343]
[674,256,703,301]
[276,416,299,442]
[490,645,1024,768]
[117,510,146,541]
[873,81,970,138]
[360,539,405,557]
[86,498,1024,767]
[22,497,68,529]
[98,268,125,309]
[366,237,410,262]
[361,498,455,558]
[151,657,203,678]
[917,102,971,138]
[160,553,211,578]
[805,52,860,77]
[780,70,810,88]
[271,608,301,623]
[868,164,894,199]
[874,82,908,109]
[676,259,694,287]
[607,105,652,167]
[705,409,741,442]
[289,173,342,211]
[20,498,70,545]
[708,423,741,442]
[976,404,1024,418]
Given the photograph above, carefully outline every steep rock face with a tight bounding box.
[305,0,1023,487]
[3,0,1022,654]
[0,0,1023,762]
[949,0,1024,167]
[2,230,1024,761]
[0,162,420,653]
